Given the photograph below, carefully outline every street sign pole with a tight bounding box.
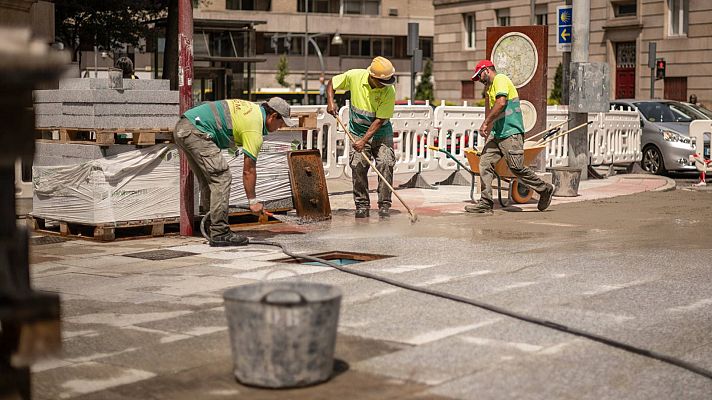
[558,2,572,104]
[648,42,656,99]
[178,0,194,235]
[407,23,419,101]
[568,0,590,180]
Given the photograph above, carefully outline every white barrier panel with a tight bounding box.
[605,107,642,165]
[689,120,712,164]
[545,107,570,167]
[433,103,485,170]
[391,104,437,174]
[545,105,640,167]
[287,105,343,179]
[340,102,436,178]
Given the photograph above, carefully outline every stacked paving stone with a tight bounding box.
[34,78,179,129]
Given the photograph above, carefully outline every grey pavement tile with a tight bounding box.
[53,255,140,269]
[135,307,228,336]
[33,361,156,400]
[427,340,712,400]
[92,330,231,376]
[354,319,574,385]
[337,290,504,345]
[70,334,442,400]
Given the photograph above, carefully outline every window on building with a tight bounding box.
[463,13,475,50]
[297,0,338,13]
[342,36,394,57]
[535,5,548,25]
[496,9,510,27]
[344,0,380,15]
[226,0,271,10]
[419,37,433,59]
[614,1,637,17]
[667,0,688,36]
[461,81,475,99]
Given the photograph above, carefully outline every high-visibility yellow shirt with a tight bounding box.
[331,69,395,139]
[486,73,525,139]
[183,99,267,161]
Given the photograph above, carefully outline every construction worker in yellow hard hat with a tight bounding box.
[326,56,397,219]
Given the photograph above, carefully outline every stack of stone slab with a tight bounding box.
[34,78,179,130]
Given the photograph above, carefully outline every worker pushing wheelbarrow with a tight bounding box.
[430,60,591,213]
[430,118,591,207]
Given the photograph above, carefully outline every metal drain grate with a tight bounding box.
[30,236,71,246]
[122,249,197,261]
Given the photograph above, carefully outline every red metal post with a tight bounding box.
[178,0,194,235]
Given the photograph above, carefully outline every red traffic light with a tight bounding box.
[656,59,666,81]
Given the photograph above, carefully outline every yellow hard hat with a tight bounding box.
[367,56,396,85]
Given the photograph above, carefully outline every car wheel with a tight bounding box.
[641,145,666,175]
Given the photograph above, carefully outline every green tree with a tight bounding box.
[54,0,167,64]
[276,55,289,87]
[415,59,434,102]
[549,62,563,105]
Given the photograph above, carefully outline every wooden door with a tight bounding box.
[615,42,636,99]
[664,77,687,101]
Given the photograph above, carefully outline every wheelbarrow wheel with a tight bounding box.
[511,179,533,204]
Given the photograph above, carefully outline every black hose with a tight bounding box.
[249,239,712,381]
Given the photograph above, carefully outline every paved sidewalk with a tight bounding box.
[29,173,712,400]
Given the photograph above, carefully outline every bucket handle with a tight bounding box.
[260,289,308,305]
[261,267,302,282]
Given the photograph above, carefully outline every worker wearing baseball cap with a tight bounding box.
[468,60,554,214]
[174,97,295,246]
[326,56,397,218]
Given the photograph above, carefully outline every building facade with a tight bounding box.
[433,0,712,105]
[193,0,434,101]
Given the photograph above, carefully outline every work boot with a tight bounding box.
[464,202,493,214]
[355,208,370,218]
[378,206,390,218]
[210,232,249,247]
[537,183,555,211]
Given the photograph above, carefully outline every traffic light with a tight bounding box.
[656,59,666,80]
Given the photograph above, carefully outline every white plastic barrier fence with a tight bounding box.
[689,120,712,164]
[432,102,485,170]
[545,106,570,167]
[287,105,343,179]
[544,106,641,168]
[604,105,642,165]
[339,101,437,178]
[289,102,641,180]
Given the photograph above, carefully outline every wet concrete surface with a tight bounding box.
[28,185,712,399]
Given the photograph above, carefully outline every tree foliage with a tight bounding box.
[415,59,434,103]
[276,55,289,87]
[549,62,563,105]
[54,0,169,63]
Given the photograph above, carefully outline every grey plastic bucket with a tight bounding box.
[223,281,342,388]
[548,167,582,197]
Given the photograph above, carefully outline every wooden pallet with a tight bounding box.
[225,208,292,228]
[35,127,174,146]
[27,208,292,241]
[27,215,181,242]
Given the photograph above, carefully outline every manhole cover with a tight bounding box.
[122,249,197,261]
[30,236,71,246]
[276,251,393,266]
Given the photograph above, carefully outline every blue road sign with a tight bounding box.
[559,27,572,44]
[557,6,572,52]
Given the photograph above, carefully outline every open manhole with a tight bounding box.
[122,249,197,261]
[276,251,393,267]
